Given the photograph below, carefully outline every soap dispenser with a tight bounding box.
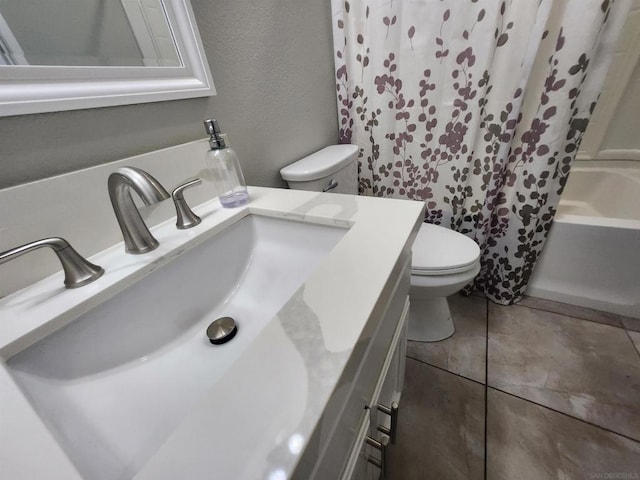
[204,119,249,208]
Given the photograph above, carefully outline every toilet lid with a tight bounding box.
[412,223,480,275]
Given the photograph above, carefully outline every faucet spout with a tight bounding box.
[108,167,170,254]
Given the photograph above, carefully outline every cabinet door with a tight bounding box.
[349,442,375,480]
[371,298,409,439]
[343,417,384,480]
[341,410,373,480]
[363,297,409,479]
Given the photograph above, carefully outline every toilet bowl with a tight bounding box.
[281,145,481,342]
[409,223,480,341]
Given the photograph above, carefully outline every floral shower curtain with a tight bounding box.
[332,0,627,304]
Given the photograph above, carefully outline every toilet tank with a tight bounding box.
[280,144,359,195]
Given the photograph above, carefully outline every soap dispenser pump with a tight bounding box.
[204,119,249,208]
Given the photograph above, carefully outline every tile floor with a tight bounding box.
[390,294,640,480]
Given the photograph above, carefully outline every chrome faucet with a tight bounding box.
[0,238,104,288]
[108,167,170,254]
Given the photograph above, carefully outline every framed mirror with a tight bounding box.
[0,0,215,116]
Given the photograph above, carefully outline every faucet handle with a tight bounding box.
[172,178,202,230]
[0,238,104,289]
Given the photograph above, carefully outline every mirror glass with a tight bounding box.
[0,0,215,116]
[0,0,180,67]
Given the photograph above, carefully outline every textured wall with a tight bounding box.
[578,0,640,160]
[601,57,640,152]
[0,0,338,189]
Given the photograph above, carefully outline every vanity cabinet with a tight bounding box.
[301,255,411,480]
[346,298,409,480]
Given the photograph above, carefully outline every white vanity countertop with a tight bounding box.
[0,186,424,480]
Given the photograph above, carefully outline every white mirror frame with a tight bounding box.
[0,0,215,117]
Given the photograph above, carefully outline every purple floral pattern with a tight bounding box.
[331,0,623,304]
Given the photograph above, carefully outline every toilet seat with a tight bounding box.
[411,223,480,276]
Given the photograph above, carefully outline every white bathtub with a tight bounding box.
[527,161,640,319]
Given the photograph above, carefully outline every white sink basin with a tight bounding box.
[7,215,346,480]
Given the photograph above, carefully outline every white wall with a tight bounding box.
[578,0,640,161]
[601,58,640,153]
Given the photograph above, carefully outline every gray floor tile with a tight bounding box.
[389,358,484,480]
[487,388,640,480]
[517,295,626,328]
[407,294,487,383]
[488,303,640,441]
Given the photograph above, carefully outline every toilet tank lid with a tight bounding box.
[280,144,359,181]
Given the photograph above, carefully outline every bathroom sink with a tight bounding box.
[6,215,346,480]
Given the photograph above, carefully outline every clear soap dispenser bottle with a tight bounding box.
[204,118,249,208]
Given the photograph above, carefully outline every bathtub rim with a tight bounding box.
[553,212,640,230]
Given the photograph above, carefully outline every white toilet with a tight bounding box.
[280,145,481,342]
[409,224,480,341]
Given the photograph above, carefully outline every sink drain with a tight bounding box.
[206,317,238,345]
